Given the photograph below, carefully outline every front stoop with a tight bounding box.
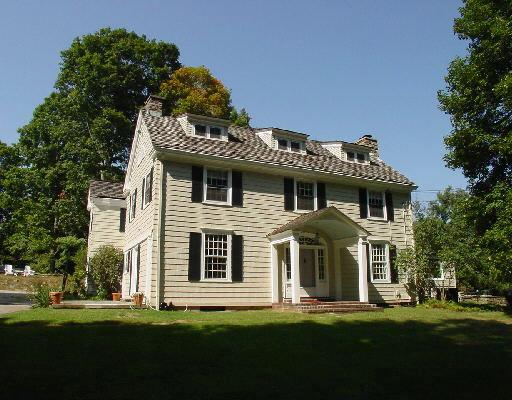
[272,301,383,314]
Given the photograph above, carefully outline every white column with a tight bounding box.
[270,243,280,303]
[333,243,342,300]
[290,235,301,304]
[358,237,369,302]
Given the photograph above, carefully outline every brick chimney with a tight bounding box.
[143,95,165,116]
[355,134,379,157]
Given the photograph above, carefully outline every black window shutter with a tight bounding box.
[232,170,243,206]
[284,178,295,211]
[359,188,368,219]
[119,208,126,232]
[141,178,145,209]
[317,182,327,209]
[191,166,204,202]
[188,232,202,281]
[389,246,398,283]
[148,167,154,202]
[133,189,137,218]
[366,243,372,282]
[385,191,394,221]
[231,234,244,282]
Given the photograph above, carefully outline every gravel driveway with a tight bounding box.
[0,290,31,314]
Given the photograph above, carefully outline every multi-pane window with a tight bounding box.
[142,170,152,208]
[195,124,207,137]
[278,138,288,150]
[296,181,315,210]
[204,234,228,279]
[194,124,225,140]
[346,151,367,163]
[433,263,444,280]
[206,169,229,203]
[129,190,137,221]
[285,247,291,280]
[276,137,304,153]
[317,249,325,280]
[371,243,389,282]
[368,190,385,218]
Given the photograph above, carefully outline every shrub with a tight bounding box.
[29,284,52,308]
[89,245,123,299]
[65,245,88,298]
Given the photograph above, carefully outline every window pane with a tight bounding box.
[290,141,301,152]
[317,249,325,280]
[278,138,288,150]
[356,153,365,162]
[371,244,388,281]
[204,234,228,279]
[368,191,384,218]
[296,181,314,210]
[347,151,355,161]
[206,170,228,202]
[210,126,222,139]
[195,124,206,136]
[285,247,291,280]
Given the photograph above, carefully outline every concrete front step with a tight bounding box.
[273,301,382,313]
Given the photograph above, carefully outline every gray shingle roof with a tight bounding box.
[89,180,125,199]
[142,111,415,186]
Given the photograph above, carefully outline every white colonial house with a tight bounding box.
[86,95,455,310]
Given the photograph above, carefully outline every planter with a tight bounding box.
[49,291,63,305]
[132,293,144,307]
[112,292,121,302]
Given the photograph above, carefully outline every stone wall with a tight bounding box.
[0,274,64,292]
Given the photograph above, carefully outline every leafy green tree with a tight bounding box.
[438,0,512,287]
[6,28,180,271]
[160,66,232,119]
[230,107,251,127]
[89,245,123,299]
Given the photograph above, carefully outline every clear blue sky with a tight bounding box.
[0,0,467,202]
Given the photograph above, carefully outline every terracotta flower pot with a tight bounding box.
[112,292,121,301]
[132,293,144,307]
[49,291,63,305]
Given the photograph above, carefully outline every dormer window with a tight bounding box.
[346,151,368,163]
[276,137,305,154]
[193,124,227,140]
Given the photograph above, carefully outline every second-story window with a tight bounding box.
[290,141,301,152]
[368,190,385,219]
[204,169,231,204]
[276,137,305,153]
[129,189,137,221]
[347,151,368,163]
[296,181,315,211]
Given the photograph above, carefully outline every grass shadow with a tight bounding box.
[0,310,511,399]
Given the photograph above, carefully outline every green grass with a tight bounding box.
[1,307,511,399]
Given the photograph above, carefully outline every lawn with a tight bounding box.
[1,306,511,400]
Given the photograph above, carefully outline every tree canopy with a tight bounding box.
[438,0,512,287]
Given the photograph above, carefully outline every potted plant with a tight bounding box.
[49,289,64,305]
[132,292,144,307]
[112,292,121,301]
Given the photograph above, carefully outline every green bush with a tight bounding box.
[29,284,52,308]
[89,245,123,299]
[65,245,88,298]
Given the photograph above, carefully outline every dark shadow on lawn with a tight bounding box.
[0,315,510,400]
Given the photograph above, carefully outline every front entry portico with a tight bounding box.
[269,206,370,304]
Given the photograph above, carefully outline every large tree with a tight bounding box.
[7,28,181,271]
[438,0,512,286]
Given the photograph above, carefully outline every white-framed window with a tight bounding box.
[370,242,390,283]
[346,151,368,163]
[129,190,137,222]
[317,248,326,281]
[203,168,232,205]
[294,180,317,211]
[275,137,305,154]
[193,124,227,141]
[141,170,153,209]
[202,232,231,281]
[367,190,386,219]
[284,247,291,281]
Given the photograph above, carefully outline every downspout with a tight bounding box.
[155,160,165,310]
